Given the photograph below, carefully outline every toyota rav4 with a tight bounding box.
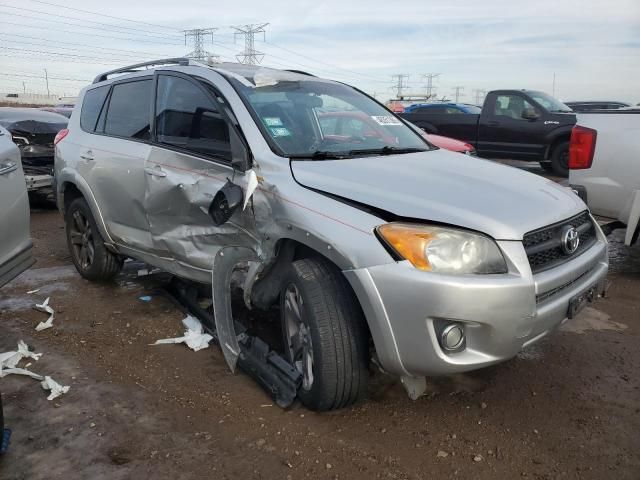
[55,59,609,411]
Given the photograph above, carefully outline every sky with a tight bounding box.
[0,0,639,103]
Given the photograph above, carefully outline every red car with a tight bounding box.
[318,111,476,155]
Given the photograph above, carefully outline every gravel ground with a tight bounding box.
[1,178,639,479]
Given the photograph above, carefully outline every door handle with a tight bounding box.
[80,150,94,161]
[144,166,167,177]
[487,121,500,127]
[0,162,17,175]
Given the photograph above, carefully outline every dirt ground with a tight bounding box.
[1,179,639,479]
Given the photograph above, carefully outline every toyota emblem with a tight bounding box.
[561,226,580,254]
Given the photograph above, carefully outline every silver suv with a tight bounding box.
[55,59,609,410]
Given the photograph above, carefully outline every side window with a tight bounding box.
[155,75,231,161]
[104,80,152,139]
[494,95,535,120]
[80,85,109,133]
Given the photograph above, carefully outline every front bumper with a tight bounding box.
[345,227,609,377]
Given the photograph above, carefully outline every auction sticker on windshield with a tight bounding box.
[270,127,291,137]
[263,117,283,127]
[371,115,402,126]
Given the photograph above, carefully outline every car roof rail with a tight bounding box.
[93,58,192,84]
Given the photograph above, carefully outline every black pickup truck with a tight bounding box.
[399,89,576,176]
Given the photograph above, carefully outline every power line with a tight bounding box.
[233,23,268,65]
[0,14,183,45]
[259,40,389,83]
[27,0,183,32]
[184,28,219,62]
[0,3,181,39]
[472,89,486,105]
[0,32,173,57]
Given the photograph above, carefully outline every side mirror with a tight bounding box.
[209,180,244,226]
[522,108,539,121]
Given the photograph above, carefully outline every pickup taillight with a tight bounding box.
[54,128,69,145]
[569,126,597,170]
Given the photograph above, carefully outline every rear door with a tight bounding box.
[80,78,156,254]
[0,127,34,287]
[478,93,546,158]
[144,72,257,275]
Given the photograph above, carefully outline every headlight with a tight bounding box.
[377,223,507,274]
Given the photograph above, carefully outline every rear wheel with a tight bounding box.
[65,197,123,281]
[550,141,569,177]
[280,257,369,411]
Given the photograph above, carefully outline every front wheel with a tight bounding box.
[550,141,569,177]
[280,257,369,411]
[65,197,123,281]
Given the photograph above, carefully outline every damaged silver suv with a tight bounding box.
[55,59,609,411]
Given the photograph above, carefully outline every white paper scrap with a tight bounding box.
[0,340,42,371]
[151,315,213,352]
[34,297,55,331]
[27,289,40,294]
[41,376,70,401]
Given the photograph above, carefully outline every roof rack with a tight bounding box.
[93,58,191,84]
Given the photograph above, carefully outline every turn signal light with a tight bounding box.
[569,126,597,170]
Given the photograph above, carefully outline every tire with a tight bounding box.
[65,197,123,281]
[280,257,369,411]
[550,141,569,177]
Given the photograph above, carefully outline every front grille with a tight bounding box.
[523,211,597,273]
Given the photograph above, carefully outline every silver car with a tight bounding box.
[55,59,609,410]
[0,126,34,288]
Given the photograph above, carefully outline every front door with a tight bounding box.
[478,93,546,159]
[0,129,34,287]
[144,72,257,278]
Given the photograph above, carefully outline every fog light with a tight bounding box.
[441,324,465,351]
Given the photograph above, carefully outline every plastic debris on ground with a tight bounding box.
[151,315,213,352]
[41,376,70,401]
[0,340,42,371]
[0,341,70,400]
[26,288,40,294]
[34,297,55,331]
[139,295,153,302]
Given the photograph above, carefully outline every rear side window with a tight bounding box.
[80,86,109,132]
[155,75,231,161]
[104,80,152,140]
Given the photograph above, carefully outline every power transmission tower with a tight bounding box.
[232,23,269,65]
[391,74,409,98]
[422,73,440,99]
[184,28,219,62]
[452,86,465,102]
[472,89,486,105]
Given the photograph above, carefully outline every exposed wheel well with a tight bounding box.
[250,238,372,337]
[61,182,84,214]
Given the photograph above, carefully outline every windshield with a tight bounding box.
[229,71,430,158]
[529,91,572,113]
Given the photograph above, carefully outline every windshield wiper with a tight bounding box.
[288,150,351,160]
[347,146,428,156]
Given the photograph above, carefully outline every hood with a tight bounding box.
[291,149,586,240]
